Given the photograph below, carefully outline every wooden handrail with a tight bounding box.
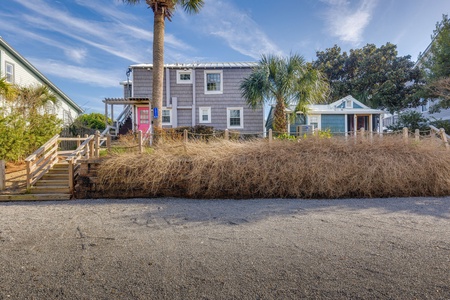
[25,134,60,189]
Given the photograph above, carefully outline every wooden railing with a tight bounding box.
[25,134,60,189]
[65,135,95,193]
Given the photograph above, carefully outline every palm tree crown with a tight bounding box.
[240,54,329,134]
[122,0,204,132]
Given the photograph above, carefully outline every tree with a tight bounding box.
[314,43,423,113]
[420,14,450,111]
[0,84,61,161]
[240,54,329,134]
[0,76,15,101]
[122,0,204,131]
[387,111,428,132]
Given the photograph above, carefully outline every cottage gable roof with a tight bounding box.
[0,37,83,114]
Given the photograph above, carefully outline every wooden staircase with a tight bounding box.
[28,161,71,199]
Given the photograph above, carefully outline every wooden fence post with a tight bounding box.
[415,129,420,142]
[224,129,229,141]
[0,160,5,191]
[77,135,81,148]
[403,127,409,143]
[360,127,365,142]
[268,129,272,143]
[183,129,188,144]
[106,133,111,154]
[95,130,100,158]
[138,130,143,154]
[440,128,449,150]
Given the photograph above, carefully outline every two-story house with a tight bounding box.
[0,37,83,124]
[104,62,265,135]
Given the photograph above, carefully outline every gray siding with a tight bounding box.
[131,65,264,133]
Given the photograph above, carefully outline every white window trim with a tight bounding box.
[204,70,223,94]
[176,70,192,84]
[308,114,321,130]
[227,107,244,129]
[162,108,172,125]
[5,62,14,83]
[199,107,211,124]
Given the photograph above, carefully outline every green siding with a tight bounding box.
[321,115,345,133]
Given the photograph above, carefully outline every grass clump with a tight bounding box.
[96,136,450,199]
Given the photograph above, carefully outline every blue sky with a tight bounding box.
[1,0,450,114]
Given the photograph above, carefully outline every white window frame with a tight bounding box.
[227,107,243,129]
[5,62,14,83]
[308,115,321,130]
[162,108,172,125]
[199,107,211,124]
[204,70,223,94]
[176,70,192,84]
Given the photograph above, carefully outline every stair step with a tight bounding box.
[30,186,70,194]
[0,194,71,201]
[35,180,69,186]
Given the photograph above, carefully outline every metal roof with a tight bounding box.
[130,62,258,69]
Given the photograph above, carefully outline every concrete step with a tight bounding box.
[0,194,71,201]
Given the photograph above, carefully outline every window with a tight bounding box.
[227,107,243,129]
[421,100,429,112]
[345,99,352,108]
[162,109,171,125]
[176,70,192,84]
[204,70,223,94]
[309,115,320,130]
[140,108,149,124]
[199,107,211,123]
[5,62,14,83]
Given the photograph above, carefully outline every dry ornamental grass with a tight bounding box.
[96,136,450,199]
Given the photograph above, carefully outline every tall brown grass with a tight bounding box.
[96,136,450,199]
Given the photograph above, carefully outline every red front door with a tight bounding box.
[137,107,150,133]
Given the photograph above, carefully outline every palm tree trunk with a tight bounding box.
[152,8,165,130]
[273,100,288,134]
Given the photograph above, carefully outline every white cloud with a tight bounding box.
[196,0,284,59]
[31,58,122,88]
[320,0,378,44]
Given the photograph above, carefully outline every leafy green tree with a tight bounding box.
[0,84,61,161]
[240,54,329,134]
[122,0,204,130]
[314,43,423,113]
[420,14,450,111]
[72,113,111,131]
[387,111,429,132]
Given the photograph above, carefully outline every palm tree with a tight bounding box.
[122,0,204,130]
[13,84,57,118]
[240,54,329,134]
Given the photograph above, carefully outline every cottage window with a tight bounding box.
[5,62,14,83]
[162,109,171,125]
[176,70,192,84]
[227,107,243,129]
[204,70,223,94]
[199,107,211,123]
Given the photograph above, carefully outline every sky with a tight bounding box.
[1,0,450,114]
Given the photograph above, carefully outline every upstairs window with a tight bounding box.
[204,70,223,94]
[176,70,192,84]
[5,62,14,83]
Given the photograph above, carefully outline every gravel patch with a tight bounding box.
[0,197,449,299]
